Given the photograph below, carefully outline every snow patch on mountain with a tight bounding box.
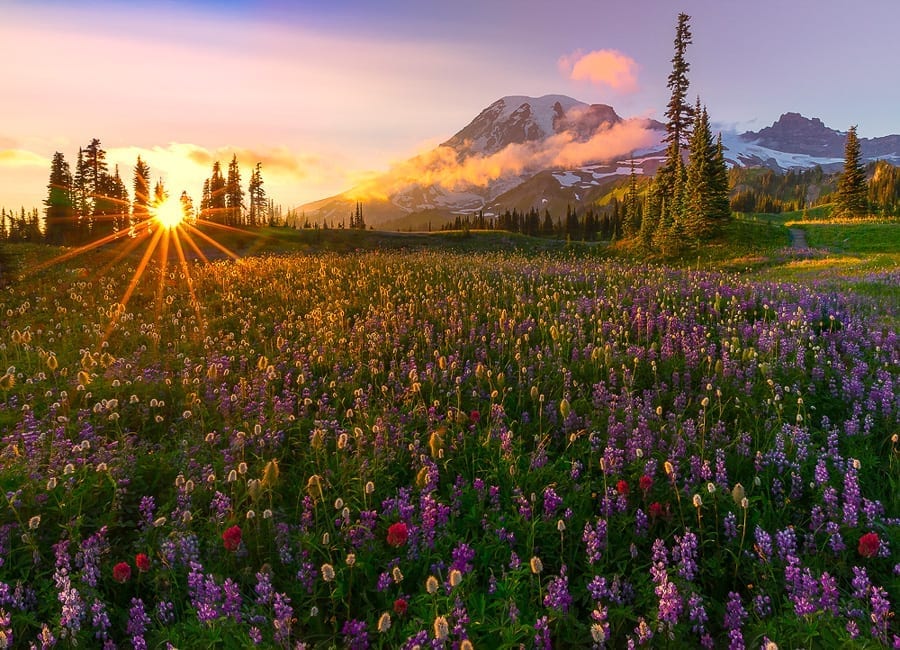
[720,131,844,170]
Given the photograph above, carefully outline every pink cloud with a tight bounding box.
[559,49,640,94]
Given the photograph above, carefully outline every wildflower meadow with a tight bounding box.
[0,248,897,648]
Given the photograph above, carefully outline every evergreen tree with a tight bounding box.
[132,156,152,225]
[708,133,731,224]
[44,152,74,245]
[247,162,266,227]
[657,13,693,195]
[225,155,244,226]
[834,125,867,218]
[207,161,226,223]
[72,148,90,242]
[683,100,715,239]
[623,157,642,237]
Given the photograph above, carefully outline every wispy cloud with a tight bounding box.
[559,49,640,94]
[0,149,48,167]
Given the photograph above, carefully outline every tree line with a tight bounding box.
[31,138,277,247]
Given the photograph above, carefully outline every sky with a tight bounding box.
[3,0,900,212]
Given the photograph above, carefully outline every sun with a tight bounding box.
[151,195,184,229]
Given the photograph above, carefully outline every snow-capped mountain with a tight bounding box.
[720,112,900,171]
[297,95,665,226]
[297,97,900,227]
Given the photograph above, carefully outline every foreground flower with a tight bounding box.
[223,525,242,552]
[858,532,880,558]
[135,553,151,573]
[393,598,408,615]
[616,480,630,496]
[386,522,408,547]
[112,561,131,583]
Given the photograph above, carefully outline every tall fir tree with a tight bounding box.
[657,13,693,194]
[623,156,642,236]
[208,161,226,223]
[44,152,74,245]
[132,156,152,225]
[225,155,244,226]
[247,162,266,227]
[72,148,90,243]
[683,100,715,240]
[708,134,731,225]
[834,125,867,218]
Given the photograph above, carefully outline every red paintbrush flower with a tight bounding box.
[858,532,880,558]
[616,480,630,496]
[639,475,654,492]
[112,561,131,583]
[135,553,151,573]
[223,525,242,552]
[393,598,408,615]
[387,522,408,547]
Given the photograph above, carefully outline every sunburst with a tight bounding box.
[24,176,260,348]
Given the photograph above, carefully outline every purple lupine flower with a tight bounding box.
[851,565,870,600]
[0,608,13,649]
[222,578,242,622]
[255,571,274,606]
[634,508,649,537]
[401,630,429,650]
[90,599,111,642]
[723,511,738,540]
[774,526,797,561]
[818,572,839,616]
[77,527,109,588]
[583,518,608,564]
[754,526,773,560]
[139,495,156,530]
[126,597,151,650]
[209,491,232,522]
[542,486,563,519]
[869,586,892,643]
[753,593,772,618]
[451,542,476,574]
[156,600,175,625]
[784,555,818,617]
[533,615,552,650]
[675,531,698,582]
[272,592,294,646]
[723,592,747,650]
[842,463,862,527]
[341,618,369,650]
[543,566,573,613]
[687,592,708,638]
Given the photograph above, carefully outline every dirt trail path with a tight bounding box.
[789,228,809,249]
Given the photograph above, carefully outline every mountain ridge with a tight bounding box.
[294,95,900,228]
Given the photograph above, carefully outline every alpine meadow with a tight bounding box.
[0,4,898,649]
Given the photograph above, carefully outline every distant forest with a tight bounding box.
[729,160,900,216]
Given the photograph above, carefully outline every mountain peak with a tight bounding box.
[743,112,845,154]
[442,95,587,157]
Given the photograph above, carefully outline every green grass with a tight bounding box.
[796,222,900,254]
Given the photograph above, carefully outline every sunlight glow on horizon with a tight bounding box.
[151,194,186,230]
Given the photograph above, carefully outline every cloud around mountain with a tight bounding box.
[346,99,659,202]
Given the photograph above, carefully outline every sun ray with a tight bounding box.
[102,225,165,343]
[183,222,241,260]
[153,225,171,324]
[170,227,205,331]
